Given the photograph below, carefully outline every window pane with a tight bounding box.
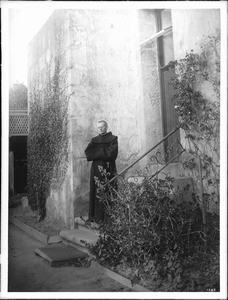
[163,32,174,66]
[161,10,172,30]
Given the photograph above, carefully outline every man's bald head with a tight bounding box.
[97,120,108,135]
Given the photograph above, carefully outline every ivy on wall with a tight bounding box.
[28,56,70,221]
[167,29,220,214]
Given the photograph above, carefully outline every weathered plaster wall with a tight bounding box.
[171,9,220,149]
[28,11,65,92]
[172,9,220,106]
[28,9,163,224]
[69,10,148,216]
[28,10,75,227]
[172,9,220,60]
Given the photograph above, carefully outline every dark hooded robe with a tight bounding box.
[85,132,118,222]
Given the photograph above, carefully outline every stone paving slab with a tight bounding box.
[35,244,89,267]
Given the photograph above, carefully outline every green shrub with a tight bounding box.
[87,168,219,291]
[167,29,220,214]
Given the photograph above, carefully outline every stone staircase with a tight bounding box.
[60,217,99,256]
[60,174,194,252]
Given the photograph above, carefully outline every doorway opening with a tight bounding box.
[9,136,27,195]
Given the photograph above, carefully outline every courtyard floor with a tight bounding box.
[8,223,131,293]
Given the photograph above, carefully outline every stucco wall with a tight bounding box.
[171,9,220,59]
[172,9,220,113]
[28,9,163,226]
[69,9,162,217]
[171,9,220,146]
[28,10,75,227]
[70,10,139,216]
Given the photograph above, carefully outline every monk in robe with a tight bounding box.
[85,120,118,222]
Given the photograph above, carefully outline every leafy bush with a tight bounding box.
[167,29,220,215]
[87,168,219,291]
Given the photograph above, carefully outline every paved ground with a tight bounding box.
[8,224,130,292]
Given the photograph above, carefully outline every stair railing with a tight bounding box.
[108,125,184,185]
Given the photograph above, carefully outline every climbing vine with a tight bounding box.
[27,56,70,221]
[167,29,220,214]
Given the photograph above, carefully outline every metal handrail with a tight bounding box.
[108,125,181,184]
[149,148,185,180]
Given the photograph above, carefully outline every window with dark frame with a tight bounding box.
[139,9,180,162]
[156,9,180,162]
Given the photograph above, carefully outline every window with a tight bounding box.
[156,9,180,161]
[139,9,180,162]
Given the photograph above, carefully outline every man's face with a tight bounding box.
[98,122,107,135]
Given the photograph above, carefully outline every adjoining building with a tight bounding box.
[9,95,28,196]
[28,9,220,228]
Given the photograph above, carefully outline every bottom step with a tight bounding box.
[60,228,99,249]
[74,216,100,231]
[34,244,89,267]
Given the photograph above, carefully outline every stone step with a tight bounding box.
[68,177,193,252]
[34,244,89,267]
[60,227,99,250]
[74,216,100,233]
